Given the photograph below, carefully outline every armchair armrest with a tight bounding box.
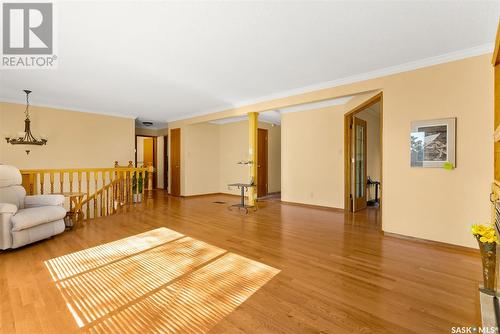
[0,203,18,215]
[0,203,17,250]
[25,195,65,208]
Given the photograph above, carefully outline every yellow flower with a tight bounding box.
[472,224,499,244]
[480,235,498,244]
[472,224,489,236]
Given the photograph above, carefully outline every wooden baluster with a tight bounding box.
[86,171,90,218]
[141,170,146,198]
[94,172,98,201]
[94,195,98,219]
[123,170,127,204]
[69,172,74,193]
[108,185,111,214]
[147,166,154,199]
[78,171,82,193]
[128,170,133,204]
[104,187,108,216]
[39,173,45,194]
[130,170,134,204]
[49,172,55,194]
[122,170,127,204]
[114,180,118,212]
[29,173,35,195]
[101,186,104,216]
[100,170,104,190]
[134,171,138,203]
[59,171,64,193]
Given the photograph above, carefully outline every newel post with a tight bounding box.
[147,165,154,199]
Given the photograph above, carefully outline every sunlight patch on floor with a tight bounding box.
[44,227,280,333]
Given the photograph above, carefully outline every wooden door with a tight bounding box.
[353,117,367,211]
[163,135,168,190]
[142,137,157,189]
[257,128,268,197]
[170,129,181,196]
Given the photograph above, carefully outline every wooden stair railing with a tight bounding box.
[81,178,120,219]
[19,163,154,220]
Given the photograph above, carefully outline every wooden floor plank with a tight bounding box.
[0,191,482,333]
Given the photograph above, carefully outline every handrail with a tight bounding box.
[81,178,120,219]
[19,163,154,221]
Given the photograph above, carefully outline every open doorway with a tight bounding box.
[344,93,382,220]
[257,111,281,201]
[135,135,157,189]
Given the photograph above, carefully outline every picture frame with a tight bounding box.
[410,117,456,168]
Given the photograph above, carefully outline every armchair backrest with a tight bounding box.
[0,165,26,208]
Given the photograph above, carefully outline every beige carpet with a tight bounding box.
[44,228,280,333]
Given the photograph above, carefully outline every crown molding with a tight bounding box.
[167,43,493,122]
[0,98,137,120]
[1,43,493,124]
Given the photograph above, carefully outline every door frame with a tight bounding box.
[344,92,383,213]
[257,128,268,198]
[163,135,168,190]
[135,135,158,189]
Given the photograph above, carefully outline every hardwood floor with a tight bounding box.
[0,191,481,333]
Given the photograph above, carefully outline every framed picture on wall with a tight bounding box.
[410,117,456,168]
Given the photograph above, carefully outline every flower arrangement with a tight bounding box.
[472,224,499,244]
[472,224,498,292]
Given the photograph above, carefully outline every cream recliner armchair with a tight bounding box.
[0,165,66,250]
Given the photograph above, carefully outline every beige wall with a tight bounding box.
[283,55,492,247]
[219,120,281,196]
[218,121,249,195]
[136,136,145,166]
[281,105,345,207]
[170,54,493,248]
[0,102,135,169]
[281,91,379,208]
[169,120,281,197]
[182,123,220,196]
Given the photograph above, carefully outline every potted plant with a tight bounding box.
[132,172,144,203]
[472,224,499,292]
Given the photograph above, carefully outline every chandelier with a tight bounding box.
[5,90,47,152]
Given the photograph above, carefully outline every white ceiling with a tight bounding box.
[1,1,499,123]
[209,95,354,125]
[209,110,281,125]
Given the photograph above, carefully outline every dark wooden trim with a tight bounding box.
[382,231,477,254]
[169,128,181,196]
[257,128,269,197]
[182,192,240,198]
[163,135,168,190]
[267,191,281,195]
[280,200,344,212]
[492,20,500,66]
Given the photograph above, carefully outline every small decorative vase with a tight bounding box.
[477,239,497,292]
